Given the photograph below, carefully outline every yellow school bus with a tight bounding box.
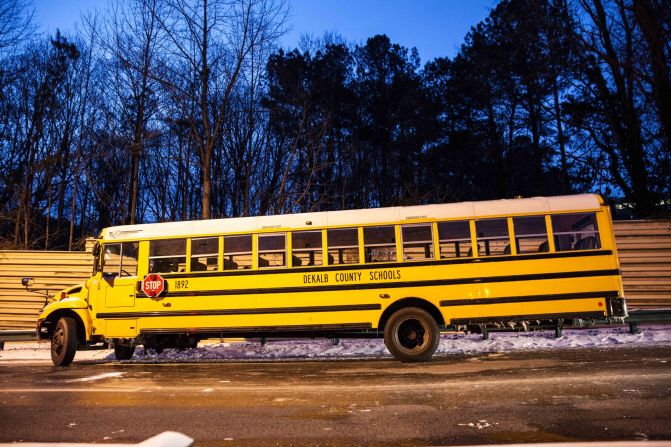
[36,194,627,365]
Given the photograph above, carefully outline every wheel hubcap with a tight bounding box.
[397,318,427,350]
[52,326,64,354]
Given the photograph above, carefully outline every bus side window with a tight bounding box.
[364,226,396,263]
[149,239,186,273]
[551,213,601,251]
[120,242,139,277]
[258,233,286,268]
[513,216,548,254]
[191,237,218,271]
[401,224,433,260]
[437,220,472,258]
[224,235,252,269]
[475,219,510,256]
[102,244,122,278]
[327,228,359,265]
[292,231,323,267]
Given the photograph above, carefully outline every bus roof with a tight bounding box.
[100,194,603,241]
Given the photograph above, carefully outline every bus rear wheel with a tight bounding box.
[384,307,439,362]
[114,343,135,360]
[51,317,78,366]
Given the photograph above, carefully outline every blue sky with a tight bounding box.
[33,0,496,63]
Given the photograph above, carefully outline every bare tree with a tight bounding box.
[570,0,660,216]
[67,11,101,249]
[0,0,34,55]
[152,0,288,219]
[630,0,671,163]
[101,0,163,224]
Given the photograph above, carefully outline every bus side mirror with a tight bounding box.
[22,277,34,287]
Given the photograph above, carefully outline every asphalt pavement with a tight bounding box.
[1,346,670,446]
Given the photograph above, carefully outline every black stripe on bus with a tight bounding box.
[157,249,613,279]
[96,303,382,319]
[150,269,620,298]
[140,323,373,335]
[439,290,619,307]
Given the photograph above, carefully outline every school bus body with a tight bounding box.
[37,194,627,365]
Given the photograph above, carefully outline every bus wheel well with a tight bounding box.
[378,298,445,330]
[43,310,86,344]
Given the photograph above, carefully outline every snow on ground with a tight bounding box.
[1,325,671,363]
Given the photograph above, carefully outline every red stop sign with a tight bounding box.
[142,273,165,298]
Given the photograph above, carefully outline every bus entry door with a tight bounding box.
[104,276,136,308]
[101,243,138,308]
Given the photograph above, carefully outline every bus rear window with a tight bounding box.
[327,228,359,265]
[224,234,252,269]
[258,233,286,268]
[438,220,472,258]
[402,224,433,260]
[513,216,549,253]
[149,239,186,273]
[292,231,322,267]
[475,219,510,256]
[552,213,601,251]
[364,226,396,263]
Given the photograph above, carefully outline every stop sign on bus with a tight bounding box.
[142,273,165,297]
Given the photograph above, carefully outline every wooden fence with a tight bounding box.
[0,220,669,330]
[0,250,92,330]
[614,220,671,309]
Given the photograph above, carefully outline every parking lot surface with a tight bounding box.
[1,345,670,446]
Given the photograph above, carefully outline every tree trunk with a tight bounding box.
[68,173,78,251]
[552,82,569,191]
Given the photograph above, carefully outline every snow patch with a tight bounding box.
[108,325,671,362]
[1,325,670,363]
[458,420,498,429]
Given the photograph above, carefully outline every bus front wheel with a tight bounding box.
[384,307,439,362]
[51,317,78,366]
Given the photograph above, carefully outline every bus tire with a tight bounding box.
[384,307,439,362]
[114,343,135,360]
[51,317,78,366]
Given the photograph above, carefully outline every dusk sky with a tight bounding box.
[32,0,496,63]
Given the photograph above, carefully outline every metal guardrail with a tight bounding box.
[463,308,671,340]
[626,308,671,334]
[0,329,36,350]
